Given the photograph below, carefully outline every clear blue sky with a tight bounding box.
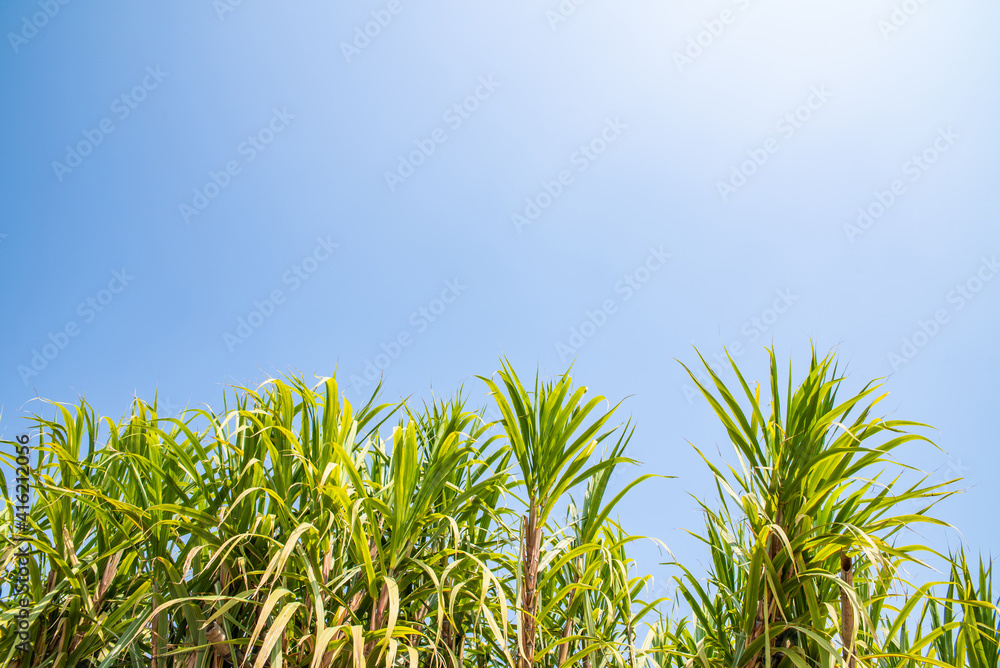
[1,0,997,593]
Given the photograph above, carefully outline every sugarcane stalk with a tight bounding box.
[518,507,542,668]
[840,550,855,668]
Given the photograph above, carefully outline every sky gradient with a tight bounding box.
[1,0,998,593]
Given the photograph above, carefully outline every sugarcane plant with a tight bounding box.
[655,346,971,668]
[920,553,998,668]
[0,362,655,668]
[479,360,655,668]
[0,350,994,668]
